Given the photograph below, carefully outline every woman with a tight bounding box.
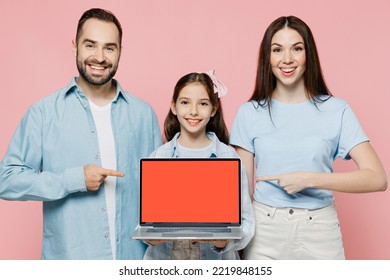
[230,15,387,260]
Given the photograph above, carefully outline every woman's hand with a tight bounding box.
[256,172,313,194]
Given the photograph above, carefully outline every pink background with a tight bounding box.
[0,0,389,260]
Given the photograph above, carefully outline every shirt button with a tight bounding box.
[105,233,109,238]
[91,130,95,133]
[95,155,99,159]
[289,209,294,214]
[101,207,106,212]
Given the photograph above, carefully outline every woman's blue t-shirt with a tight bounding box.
[230,96,368,209]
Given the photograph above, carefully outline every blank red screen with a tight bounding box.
[141,159,240,223]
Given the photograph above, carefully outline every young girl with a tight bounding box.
[230,16,387,260]
[143,71,254,260]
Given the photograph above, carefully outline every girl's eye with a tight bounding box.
[272,48,282,53]
[200,102,209,106]
[180,100,189,105]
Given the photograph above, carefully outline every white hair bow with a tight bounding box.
[205,70,228,98]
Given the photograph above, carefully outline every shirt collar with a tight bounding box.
[64,77,129,104]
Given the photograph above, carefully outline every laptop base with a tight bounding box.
[131,226,244,240]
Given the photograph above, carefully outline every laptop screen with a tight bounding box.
[140,158,241,225]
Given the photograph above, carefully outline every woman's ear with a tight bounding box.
[170,101,177,115]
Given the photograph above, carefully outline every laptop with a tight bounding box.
[131,158,243,240]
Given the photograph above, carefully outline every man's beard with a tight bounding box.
[76,58,118,86]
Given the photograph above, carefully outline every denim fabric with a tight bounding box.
[0,78,162,259]
[244,202,345,260]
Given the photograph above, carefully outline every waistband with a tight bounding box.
[253,201,336,221]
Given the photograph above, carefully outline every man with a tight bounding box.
[0,8,162,259]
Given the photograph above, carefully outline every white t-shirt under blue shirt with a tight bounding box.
[230,96,368,209]
[89,100,117,259]
[177,141,213,158]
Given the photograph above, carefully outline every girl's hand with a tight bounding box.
[256,172,313,194]
[144,239,167,246]
[196,239,227,249]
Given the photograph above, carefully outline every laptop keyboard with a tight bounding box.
[146,228,232,233]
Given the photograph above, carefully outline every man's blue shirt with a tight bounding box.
[0,78,162,259]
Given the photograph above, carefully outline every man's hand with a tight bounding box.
[84,164,124,191]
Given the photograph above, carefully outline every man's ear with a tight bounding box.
[72,39,77,57]
[170,101,177,115]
